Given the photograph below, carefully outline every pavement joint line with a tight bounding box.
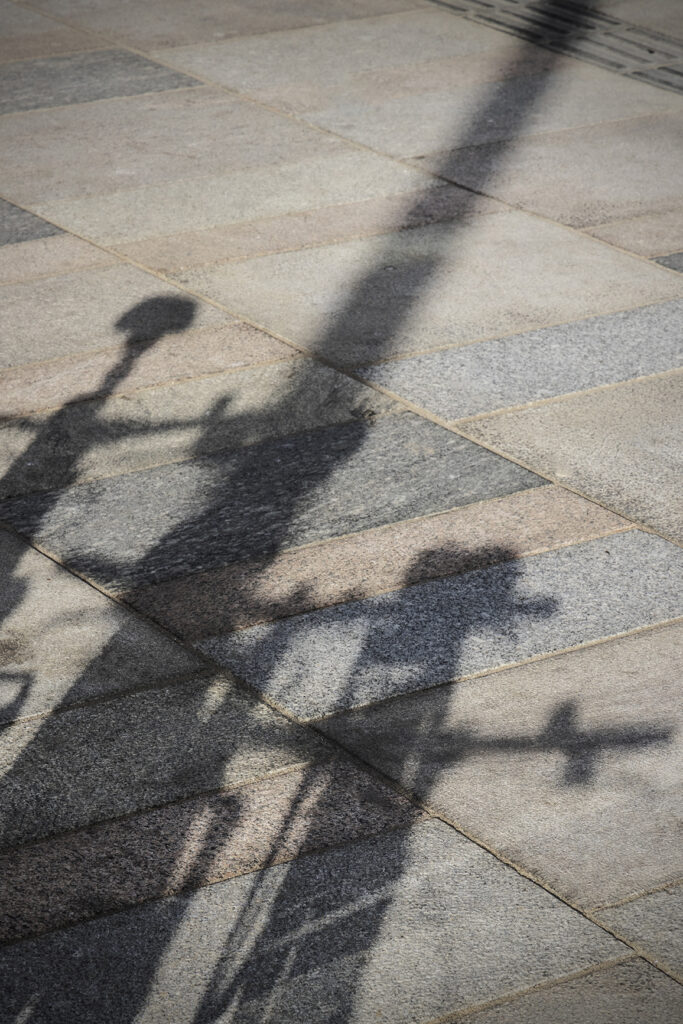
[424,955,649,1023]
[590,876,683,914]
[0,44,113,69]
[423,954,641,1023]
[304,614,683,725]
[0,82,209,121]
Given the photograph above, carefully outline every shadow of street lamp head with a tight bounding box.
[115,295,197,348]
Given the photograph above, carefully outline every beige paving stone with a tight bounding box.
[596,887,683,976]
[29,0,427,50]
[126,486,628,638]
[0,0,101,63]
[0,759,420,942]
[1,263,229,370]
[323,622,683,908]
[464,371,683,542]
[177,211,683,366]
[0,529,202,723]
[0,359,396,497]
[0,322,295,419]
[585,207,683,258]
[429,113,683,228]
[0,87,345,206]
[115,186,502,271]
[0,234,115,287]
[34,149,431,246]
[465,960,683,1024]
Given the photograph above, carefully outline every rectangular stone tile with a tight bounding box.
[116,185,501,272]
[0,529,202,723]
[29,0,427,50]
[0,321,295,419]
[0,50,200,116]
[0,197,61,246]
[0,759,421,943]
[178,211,683,366]
[0,413,543,592]
[1,264,230,369]
[201,531,683,719]
[596,888,683,976]
[0,820,624,1024]
[430,113,683,227]
[360,299,683,419]
[585,206,683,257]
[464,371,683,541]
[0,233,115,286]
[0,360,396,498]
[322,622,683,907]
[127,486,628,638]
[0,87,347,206]
[465,961,683,1024]
[0,0,101,63]
[36,149,432,247]
[0,672,327,850]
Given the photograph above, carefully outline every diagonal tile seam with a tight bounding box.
[0,81,206,121]
[0,44,113,69]
[591,877,683,915]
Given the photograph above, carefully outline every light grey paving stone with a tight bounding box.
[607,0,683,39]
[201,531,683,719]
[0,0,101,63]
[0,672,327,849]
[0,360,397,498]
[0,234,115,287]
[0,197,61,247]
[1,265,230,370]
[0,759,422,943]
[655,251,683,272]
[586,207,683,257]
[596,887,683,976]
[427,113,683,228]
[35,148,431,247]
[464,372,683,541]
[0,87,386,207]
[360,299,683,419]
[178,211,683,366]
[0,49,200,116]
[464,960,683,1024]
[0,820,624,1024]
[29,0,427,50]
[322,622,683,906]
[0,413,543,592]
[0,528,202,723]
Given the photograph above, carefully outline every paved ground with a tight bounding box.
[1,1,682,1021]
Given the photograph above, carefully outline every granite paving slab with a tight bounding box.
[0,87,350,206]
[0,672,327,850]
[0,0,100,63]
[37,149,431,247]
[1,265,229,370]
[0,360,396,498]
[464,371,683,541]
[0,759,421,943]
[360,299,683,419]
[596,888,683,977]
[428,113,683,228]
[585,207,683,257]
[464,960,683,1024]
[178,212,683,366]
[29,0,427,50]
[201,530,683,719]
[127,486,627,637]
[0,234,115,287]
[0,820,624,1023]
[116,185,501,273]
[0,322,295,420]
[0,197,61,247]
[0,413,543,592]
[0,529,202,723]
[0,49,200,116]
[656,251,683,272]
[322,621,683,906]
[606,0,683,39]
